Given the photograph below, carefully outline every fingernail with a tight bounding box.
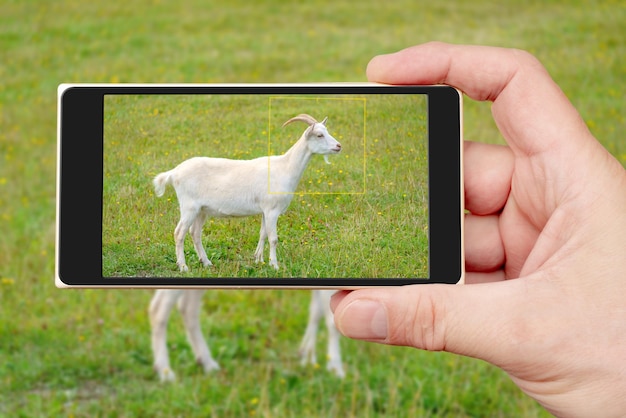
[339,300,388,340]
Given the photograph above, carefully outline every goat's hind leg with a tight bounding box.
[190,210,212,268]
[149,289,182,382]
[178,289,220,373]
[174,206,199,272]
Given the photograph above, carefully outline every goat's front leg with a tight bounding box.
[299,290,322,367]
[299,290,345,378]
[149,289,183,382]
[320,290,345,378]
[254,213,267,264]
[264,210,280,270]
[178,290,220,373]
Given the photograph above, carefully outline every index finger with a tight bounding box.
[366,42,594,157]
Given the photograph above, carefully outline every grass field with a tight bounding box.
[1,0,624,416]
[102,93,428,279]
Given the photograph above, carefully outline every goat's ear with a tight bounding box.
[321,116,328,125]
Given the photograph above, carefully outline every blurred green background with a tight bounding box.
[1,0,624,416]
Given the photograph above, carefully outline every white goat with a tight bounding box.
[149,114,344,381]
[149,288,344,381]
[152,114,341,271]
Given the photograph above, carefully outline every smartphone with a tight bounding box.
[56,83,463,288]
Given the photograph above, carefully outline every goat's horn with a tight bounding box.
[282,114,318,127]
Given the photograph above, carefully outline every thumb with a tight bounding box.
[331,282,524,365]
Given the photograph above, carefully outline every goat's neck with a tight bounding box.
[280,136,313,190]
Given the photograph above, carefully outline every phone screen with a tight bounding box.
[103,93,428,279]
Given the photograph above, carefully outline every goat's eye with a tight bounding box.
[317,133,323,138]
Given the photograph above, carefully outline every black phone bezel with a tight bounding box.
[56,84,463,288]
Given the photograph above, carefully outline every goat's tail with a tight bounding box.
[153,171,173,197]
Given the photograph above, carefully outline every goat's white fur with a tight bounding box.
[153,114,341,271]
[149,289,344,381]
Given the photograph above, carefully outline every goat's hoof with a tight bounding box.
[199,358,220,373]
[298,349,316,367]
[178,264,189,272]
[157,367,177,382]
[327,361,346,379]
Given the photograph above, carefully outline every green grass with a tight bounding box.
[1,0,624,416]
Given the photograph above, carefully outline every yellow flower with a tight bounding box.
[1,277,15,285]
